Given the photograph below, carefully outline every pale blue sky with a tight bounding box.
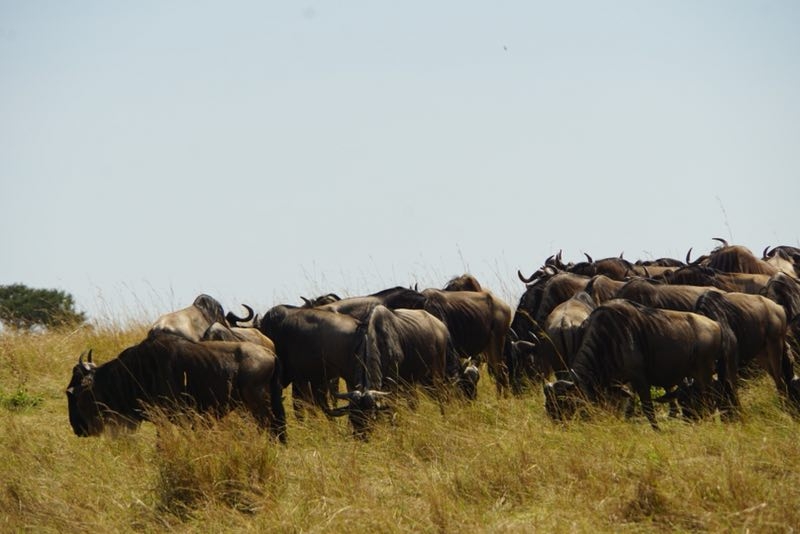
[2,1,799,323]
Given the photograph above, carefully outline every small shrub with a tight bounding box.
[0,388,43,411]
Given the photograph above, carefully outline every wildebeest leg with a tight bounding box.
[312,381,333,418]
[292,381,314,420]
[633,380,658,430]
[487,332,510,396]
[759,341,795,408]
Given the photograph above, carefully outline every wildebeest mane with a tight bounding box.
[369,286,426,309]
[570,302,637,397]
[193,294,227,325]
[443,274,483,292]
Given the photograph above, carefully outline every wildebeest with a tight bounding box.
[328,305,455,436]
[537,291,596,378]
[694,290,799,408]
[421,286,512,395]
[505,272,590,393]
[543,299,737,429]
[149,294,243,342]
[65,334,287,441]
[258,305,365,419]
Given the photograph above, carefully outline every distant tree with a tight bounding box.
[0,284,86,330]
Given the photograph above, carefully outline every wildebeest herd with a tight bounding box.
[66,239,800,441]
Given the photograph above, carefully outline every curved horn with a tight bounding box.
[712,237,729,248]
[87,349,93,364]
[518,269,537,284]
[619,251,624,259]
[300,296,312,306]
[584,252,593,263]
[226,304,254,324]
[78,350,87,365]
[763,246,774,259]
[685,247,693,264]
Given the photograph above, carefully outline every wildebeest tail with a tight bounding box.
[270,355,287,443]
[571,304,634,390]
[695,291,742,364]
[363,308,397,390]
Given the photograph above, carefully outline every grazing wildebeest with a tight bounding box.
[65,334,286,441]
[539,291,596,377]
[543,299,737,429]
[329,305,456,436]
[694,290,799,408]
[149,294,244,342]
[505,272,590,393]
[258,305,367,419]
[421,286,512,395]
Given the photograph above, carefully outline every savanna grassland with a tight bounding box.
[2,324,799,533]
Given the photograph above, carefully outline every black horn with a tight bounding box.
[226,304,254,324]
[584,252,593,263]
[712,237,729,248]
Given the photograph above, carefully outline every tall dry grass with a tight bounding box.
[2,325,799,533]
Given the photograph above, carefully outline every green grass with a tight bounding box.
[2,325,799,532]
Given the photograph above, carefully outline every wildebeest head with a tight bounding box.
[65,350,102,437]
[458,359,481,400]
[329,388,391,439]
[543,379,581,421]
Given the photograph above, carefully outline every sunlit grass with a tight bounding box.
[2,325,799,532]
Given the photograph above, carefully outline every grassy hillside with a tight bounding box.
[2,325,799,532]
